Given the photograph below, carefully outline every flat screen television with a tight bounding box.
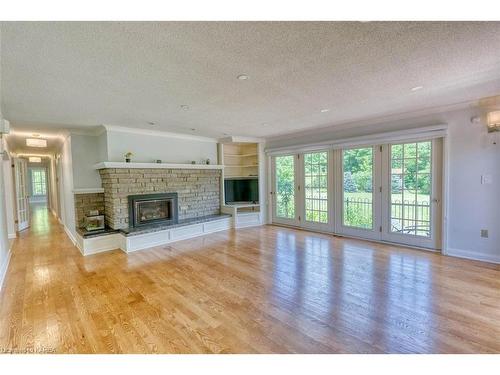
[224,178,259,204]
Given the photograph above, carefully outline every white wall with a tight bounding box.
[57,135,77,243]
[0,28,12,289]
[105,129,217,164]
[71,133,103,189]
[266,107,500,263]
[48,156,59,216]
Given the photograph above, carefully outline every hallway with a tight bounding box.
[1,205,500,353]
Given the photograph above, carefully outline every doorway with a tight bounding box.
[28,167,48,205]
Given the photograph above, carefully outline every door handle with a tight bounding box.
[431,198,440,204]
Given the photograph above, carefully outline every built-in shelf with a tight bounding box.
[93,162,224,170]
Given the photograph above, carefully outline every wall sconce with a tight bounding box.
[487,111,500,132]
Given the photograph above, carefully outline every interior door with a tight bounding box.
[14,158,29,231]
[337,145,382,240]
[381,138,442,249]
[272,154,299,226]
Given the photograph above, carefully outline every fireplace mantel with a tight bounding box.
[93,162,224,170]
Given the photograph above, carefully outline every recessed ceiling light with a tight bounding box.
[147,121,156,126]
[26,138,47,148]
[29,157,42,163]
[180,105,190,110]
[237,74,249,80]
[411,86,423,92]
[320,109,330,113]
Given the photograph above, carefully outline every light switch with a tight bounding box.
[481,175,492,185]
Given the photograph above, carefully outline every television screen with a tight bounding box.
[224,178,259,204]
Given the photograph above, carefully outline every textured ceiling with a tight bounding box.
[1,21,500,140]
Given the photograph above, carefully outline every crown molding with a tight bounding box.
[102,124,218,143]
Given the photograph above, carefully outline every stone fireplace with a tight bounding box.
[98,167,221,229]
[128,192,178,227]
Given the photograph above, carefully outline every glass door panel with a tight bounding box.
[390,141,432,237]
[304,151,328,224]
[342,147,374,230]
[274,155,296,222]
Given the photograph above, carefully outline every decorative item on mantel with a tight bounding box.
[124,152,133,163]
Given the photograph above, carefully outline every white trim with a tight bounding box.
[0,249,12,292]
[446,248,500,264]
[76,233,123,256]
[73,188,105,194]
[103,124,218,143]
[63,225,77,245]
[441,136,450,255]
[265,125,448,155]
[8,233,16,239]
[93,161,224,170]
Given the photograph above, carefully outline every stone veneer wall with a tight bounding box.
[74,192,105,228]
[98,168,221,229]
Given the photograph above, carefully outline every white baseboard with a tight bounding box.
[446,247,500,264]
[8,233,16,239]
[0,249,12,292]
[63,225,77,245]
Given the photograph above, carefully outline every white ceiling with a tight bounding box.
[1,21,500,140]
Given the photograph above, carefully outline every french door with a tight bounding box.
[336,145,382,240]
[14,158,30,231]
[272,154,299,226]
[271,138,442,250]
[380,139,442,249]
[272,151,333,231]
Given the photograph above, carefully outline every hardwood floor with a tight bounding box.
[1,204,500,353]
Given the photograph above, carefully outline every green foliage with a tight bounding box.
[343,148,373,193]
[276,155,295,218]
[343,199,372,229]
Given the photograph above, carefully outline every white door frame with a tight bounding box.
[381,138,443,249]
[300,149,335,233]
[271,154,300,226]
[335,145,383,241]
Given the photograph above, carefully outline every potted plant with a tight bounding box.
[124,152,133,163]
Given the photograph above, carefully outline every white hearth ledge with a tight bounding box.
[93,162,224,170]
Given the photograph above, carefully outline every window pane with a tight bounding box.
[275,156,295,219]
[343,147,373,229]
